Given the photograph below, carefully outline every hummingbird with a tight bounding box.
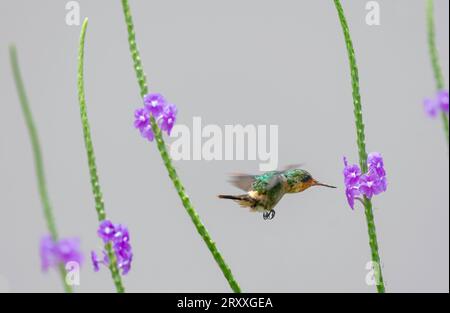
[218,166,336,220]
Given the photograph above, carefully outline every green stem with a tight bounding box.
[10,45,73,293]
[426,0,449,145]
[77,18,125,293]
[120,0,241,293]
[333,0,386,293]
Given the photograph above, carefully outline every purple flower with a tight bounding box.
[134,107,149,130]
[134,108,155,142]
[98,220,115,243]
[40,236,57,271]
[112,224,133,275]
[91,220,133,275]
[342,153,387,209]
[343,157,362,186]
[118,254,132,275]
[91,250,109,272]
[379,175,388,193]
[113,224,130,246]
[159,103,177,135]
[134,93,178,140]
[141,124,155,141]
[91,251,100,272]
[437,90,449,113]
[367,152,386,178]
[345,186,360,210]
[343,157,363,210]
[56,238,83,265]
[144,93,166,117]
[424,98,439,118]
[424,90,449,117]
[359,172,386,199]
[40,235,83,272]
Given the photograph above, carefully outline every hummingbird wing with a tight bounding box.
[252,172,285,193]
[228,173,256,191]
[228,167,295,192]
[266,175,285,190]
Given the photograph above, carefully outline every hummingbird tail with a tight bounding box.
[218,194,257,209]
[218,194,244,201]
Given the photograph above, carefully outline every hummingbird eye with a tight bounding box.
[300,173,312,183]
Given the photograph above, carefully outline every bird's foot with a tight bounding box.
[263,210,276,220]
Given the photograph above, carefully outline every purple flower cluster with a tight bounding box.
[91,220,133,275]
[424,90,449,118]
[40,235,83,271]
[343,152,387,210]
[134,93,177,141]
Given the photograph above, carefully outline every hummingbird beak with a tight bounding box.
[312,180,337,189]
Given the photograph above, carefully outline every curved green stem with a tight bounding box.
[77,18,125,293]
[333,0,386,293]
[120,0,241,293]
[426,0,449,145]
[10,45,73,293]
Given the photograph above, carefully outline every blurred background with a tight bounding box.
[0,0,448,292]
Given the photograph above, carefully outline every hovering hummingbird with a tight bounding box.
[218,166,336,220]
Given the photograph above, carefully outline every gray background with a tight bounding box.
[0,0,448,293]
